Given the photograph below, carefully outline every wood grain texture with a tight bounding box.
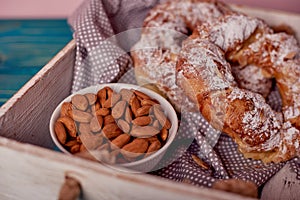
[0,40,75,148]
[0,5,299,200]
[0,136,255,200]
[0,20,73,106]
[261,164,300,200]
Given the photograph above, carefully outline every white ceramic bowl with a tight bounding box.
[49,83,178,172]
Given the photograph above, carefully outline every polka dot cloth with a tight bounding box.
[68,0,300,192]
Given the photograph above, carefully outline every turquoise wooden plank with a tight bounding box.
[0,19,73,106]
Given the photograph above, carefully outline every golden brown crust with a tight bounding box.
[177,13,300,163]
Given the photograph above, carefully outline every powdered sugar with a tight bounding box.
[197,14,262,52]
[227,88,282,151]
[179,39,235,92]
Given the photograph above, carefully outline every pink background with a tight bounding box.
[0,0,299,18]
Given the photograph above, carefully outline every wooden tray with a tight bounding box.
[0,5,299,200]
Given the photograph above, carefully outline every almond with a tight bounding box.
[106,87,114,99]
[141,99,159,106]
[102,123,123,139]
[153,104,169,128]
[71,94,89,111]
[121,138,149,158]
[117,119,131,133]
[111,133,131,149]
[91,102,101,115]
[95,108,110,116]
[78,123,91,135]
[136,105,152,117]
[54,121,67,144]
[124,107,133,123]
[130,126,160,138]
[80,133,103,150]
[146,140,161,153]
[132,116,152,126]
[97,87,107,107]
[133,90,151,100]
[130,96,141,117]
[90,115,103,133]
[60,102,73,117]
[58,117,77,138]
[111,93,121,106]
[120,89,134,102]
[70,109,93,123]
[112,100,127,119]
[104,115,116,125]
[160,127,168,141]
[85,93,97,105]
[152,120,160,129]
[103,97,113,108]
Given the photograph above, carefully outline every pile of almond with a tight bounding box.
[54,86,172,163]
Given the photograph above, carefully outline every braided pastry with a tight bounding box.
[132,0,245,112]
[176,13,300,163]
[131,0,273,112]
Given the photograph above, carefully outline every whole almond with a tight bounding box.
[120,89,134,102]
[71,94,89,111]
[85,93,97,105]
[80,133,103,150]
[111,133,131,149]
[102,123,123,139]
[153,104,169,128]
[133,90,151,100]
[91,102,101,115]
[104,115,116,125]
[147,136,159,144]
[58,117,77,138]
[136,105,152,117]
[103,97,113,108]
[121,138,149,158]
[96,108,110,116]
[152,120,160,129]
[106,87,114,99]
[124,107,133,123]
[160,127,168,141]
[90,115,103,133]
[146,140,161,153]
[70,109,93,123]
[141,99,159,106]
[163,118,171,129]
[60,102,73,117]
[97,87,107,107]
[117,119,131,133]
[130,96,140,117]
[111,93,121,106]
[112,100,127,119]
[132,116,152,126]
[54,121,67,144]
[78,123,91,135]
[130,126,160,138]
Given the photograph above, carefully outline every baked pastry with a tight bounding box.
[131,0,273,112]
[231,64,273,98]
[176,13,300,163]
[131,0,232,112]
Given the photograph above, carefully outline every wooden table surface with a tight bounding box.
[0,19,72,106]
